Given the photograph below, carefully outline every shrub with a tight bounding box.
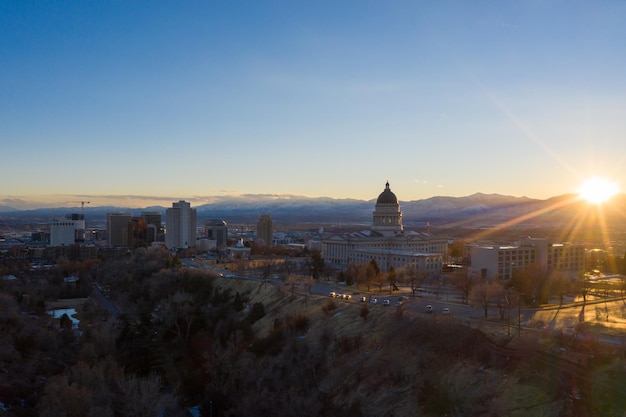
[360,304,369,321]
[247,302,265,324]
[322,300,337,316]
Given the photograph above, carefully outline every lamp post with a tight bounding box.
[517,293,522,337]
[505,291,510,337]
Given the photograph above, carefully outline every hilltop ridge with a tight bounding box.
[3,192,626,229]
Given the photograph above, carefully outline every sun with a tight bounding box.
[578,177,620,204]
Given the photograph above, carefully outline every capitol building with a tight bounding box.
[322,182,447,275]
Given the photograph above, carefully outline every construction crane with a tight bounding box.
[81,201,90,217]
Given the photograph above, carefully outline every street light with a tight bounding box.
[517,293,523,337]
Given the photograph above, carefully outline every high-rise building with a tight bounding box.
[50,213,86,246]
[107,213,132,247]
[257,214,273,247]
[165,201,197,249]
[141,211,162,243]
[129,217,149,249]
[50,220,77,246]
[205,220,228,248]
[66,213,86,242]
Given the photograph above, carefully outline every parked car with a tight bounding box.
[329,291,336,297]
[442,307,450,315]
[426,305,433,313]
[370,298,377,304]
[382,299,390,306]
[359,296,367,302]
[345,294,352,300]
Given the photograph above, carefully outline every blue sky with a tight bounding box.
[2,1,626,209]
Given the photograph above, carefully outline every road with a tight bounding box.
[178,259,626,343]
[92,285,121,318]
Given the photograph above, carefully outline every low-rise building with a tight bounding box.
[468,236,585,280]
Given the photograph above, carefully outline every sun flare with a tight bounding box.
[578,177,620,204]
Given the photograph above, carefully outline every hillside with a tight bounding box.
[3,249,625,416]
[3,193,626,230]
[206,278,618,417]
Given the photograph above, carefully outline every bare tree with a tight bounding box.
[546,271,571,306]
[115,374,163,417]
[159,291,196,341]
[469,280,504,318]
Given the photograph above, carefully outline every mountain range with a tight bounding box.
[2,193,626,231]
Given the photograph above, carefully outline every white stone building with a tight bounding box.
[322,182,446,274]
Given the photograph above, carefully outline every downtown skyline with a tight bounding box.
[2,1,626,209]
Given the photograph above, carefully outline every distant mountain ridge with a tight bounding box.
[2,193,625,228]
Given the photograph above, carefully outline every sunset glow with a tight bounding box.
[578,177,620,204]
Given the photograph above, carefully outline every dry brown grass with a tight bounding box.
[212,278,575,416]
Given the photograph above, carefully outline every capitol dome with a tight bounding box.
[372,181,403,234]
[376,182,398,205]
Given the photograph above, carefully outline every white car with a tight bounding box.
[382,299,390,306]
[442,308,450,315]
[359,296,367,302]
[370,298,377,304]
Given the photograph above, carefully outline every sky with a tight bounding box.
[2,1,626,209]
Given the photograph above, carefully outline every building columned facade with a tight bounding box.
[165,201,197,249]
[322,182,446,274]
[372,182,403,233]
[468,236,585,281]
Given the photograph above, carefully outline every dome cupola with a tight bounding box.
[372,181,403,234]
[376,181,398,205]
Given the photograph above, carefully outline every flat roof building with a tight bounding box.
[165,201,197,249]
[468,236,585,281]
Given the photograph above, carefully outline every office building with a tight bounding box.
[205,220,228,248]
[141,211,162,243]
[257,214,273,247]
[107,213,132,247]
[49,213,86,246]
[50,220,77,246]
[468,236,586,281]
[165,201,197,249]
